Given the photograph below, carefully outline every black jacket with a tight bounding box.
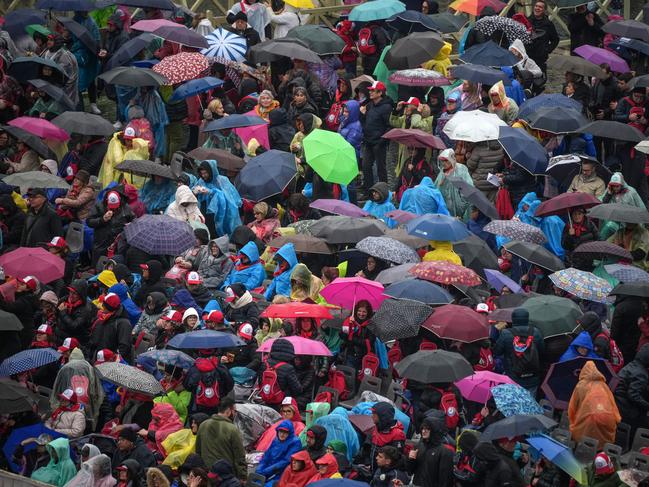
[407,414,454,487]
[1,290,38,349]
[611,295,644,363]
[89,305,133,363]
[184,356,234,414]
[224,299,260,329]
[526,14,559,65]
[306,424,327,461]
[568,11,603,52]
[268,108,295,152]
[473,443,525,487]
[133,260,167,307]
[57,279,94,347]
[21,203,63,247]
[0,194,25,249]
[260,338,303,398]
[79,138,108,176]
[615,344,649,420]
[111,437,156,475]
[361,96,393,144]
[577,311,611,361]
[86,194,134,265]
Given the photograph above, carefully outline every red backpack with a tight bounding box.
[325,367,350,400]
[357,26,377,55]
[597,331,624,373]
[358,340,380,381]
[194,357,221,408]
[436,387,460,430]
[325,101,344,131]
[474,347,495,372]
[260,360,287,404]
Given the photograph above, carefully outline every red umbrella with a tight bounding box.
[260,302,333,320]
[422,304,489,343]
[0,247,64,283]
[535,192,601,218]
[8,117,69,141]
[409,261,481,286]
[382,128,446,150]
[152,52,209,85]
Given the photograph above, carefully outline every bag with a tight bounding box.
[71,375,90,405]
[195,369,220,408]
[325,101,344,131]
[495,186,515,220]
[259,360,287,404]
[357,26,377,55]
[474,347,494,372]
[437,387,460,429]
[597,331,624,373]
[511,325,541,379]
[325,367,349,400]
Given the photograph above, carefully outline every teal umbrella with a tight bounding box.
[349,0,405,22]
[522,295,582,338]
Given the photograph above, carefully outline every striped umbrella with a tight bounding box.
[202,28,247,62]
[0,348,60,376]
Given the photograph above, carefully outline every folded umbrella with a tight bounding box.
[26,79,76,111]
[577,120,643,142]
[356,236,421,265]
[389,68,450,87]
[51,111,115,137]
[518,94,582,120]
[522,295,582,338]
[448,179,499,220]
[249,38,322,64]
[104,33,156,71]
[99,66,168,87]
[422,304,490,343]
[0,348,60,376]
[8,57,67,85]
[498,126,548,175]
[604,264,649,283]
[187,147,245,173]
[261,302,333,319]
[124,214,195,255]
[169,77,224,102]
[504,240,565,272]
[8,117,69,141]
[257,336,333,356]
[310,199,369,218]
[609,281,649,298]
[204,114,266,132]
[56,16,98,53]
[375,263,416,285]
[484,268,523,294]
[384,278,452,305]
[285,25,345,55]
[395,349,474,383]
[0,247,65,283]
[482,414,557,441]
[491,383,544,416]
[460,40,518,66]
[168,330,245,349]
[526,106,588,134]
[455,371,516,403]
[115,160,175,179]
[534,191,601,217]
[574,44,629,73]
[387,10,438,33]
[349,0,406,22]
[369,297,432,340]
[450,63,511,86]
[384,31,445,70]
[234,150,296,201]
[549,267,612,304]
[449,0,505,15]
[573,241,633,261]
[320,276,386,311]
[428,12,468,33]
[201,28,247,61]
[303,129,358,185]
[267,234,332,255]
[138,349,195,369]
[548,55,605,79]
[382,128,446,149]
[475,15,532,45]
[406,213,471,241]
[152,51,209,85]
[588,203,649,225]
[310,216,387,244]
[527,434,588,484]
[442,110,507,142]
[409,261,482,286]
[3,171,70,190]
[602,19,649,43]
[454,236,499,279]
[95,362,164,395]
[484,220,547,245]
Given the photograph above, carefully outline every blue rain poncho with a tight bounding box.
[222,241,266,291]
[435,148,473,218]
[140,177,177,213]
[363,182,397,228]
[265,243,298,301]
[314,407,360,461]
[192,159,242,236]
[256,419,302,481]
[559,331,599,362]
[399,176,450,216]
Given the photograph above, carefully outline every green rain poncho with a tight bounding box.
[299,402,331,446]
[31,438,77,487]
[434,148,474,218]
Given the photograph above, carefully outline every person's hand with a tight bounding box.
[408,448,418,460]
[568,227,575,235]
[317,370,326,377]
[360,105,367,114]
[58,302,66,312]
[234,142,241,150]
[480,406,489,418]
[392,479,404,487]
[630,113,639,122]
[103,210,114,222]
[98,49,107,58]
[137,429,147,437]
[521,274,529,283]
[407,163,414,171]
[220,355,230,364]
[55,198,62,204]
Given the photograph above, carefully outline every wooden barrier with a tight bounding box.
[0,469,53,487]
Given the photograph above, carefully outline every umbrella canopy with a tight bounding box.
[0,348,60,376]
[541,357,618,410]
[389,68,449,87]
[5,9,47,37]
[375,263,416,285]
[406,213,471,241]
[631,74,649,90]
[548,55,604,78]
[428,12,468,33]
[51,111,115,137]
[0,379,42,414]
[0,247,64,283]
[442,110,507,142]
[124,214,195,255]
[455,371,516,403]
[387,10,438,33]
[484,220,547,244]
[604,264,649,283]
[285,25,345,55]
[460,40,518,66]
[8,117,68,141]
[573,241,633,261]
[610,281,649,298]
[602,19,649,42]
[39,0,96,7]
[522,295,582,338]
[611,36,649,58]
[518,94,582,120]
[8,57,67,85]
[267,234,331,255]
[320,277,386,310]
[369,297,432,340]
[588,203,649,225]
[104,33,156,71]
[131,19,181,32]
[115,159,175,179]
[310,199,369,218]
[449,0,505,15]
[349,0,406,21]
[395,349,474,383]
[261,302,333,319]
[450,63,510,86]
[2,125,55,159]
[385,209,418,223]
[496,293,533,308]
[383,278,453,305]
[303,129,358,185]
[574,44,629,73]
[27,78,76,111]
[475,15,532,45]
[152,52,209,85]
[257,336,333,356]
[153,25,208,49]
[138,349,195,369]
[484,268,523,293]
[235,150,296,201]
[491,383,544,416]
[422,304,490,343]
[526,106,588,134]
[577,120,643,143]
[498,126,548,175]
[545,153,611,186]
[384,31,445,70]
[56,16,98,53]
[95,362,163,395]
[382,128,446,149]
[168,330,245,349]
[169,77,224,102]
[0,310,23,331]
[202,28,247,61]
[97,0,176,9]
[454,235,499,279]
[3,171,70,190]
[188,147,245,173]
[204,114,266,132]
[310,216,387,244]
[385,228,428,249]
[249,38,322,64]
[504,241,565,272]
[527,434,587,484]
[534,191,601,217]
[489,307,515,323]
[356,236,421,264]
[99,66,168,87]
[482,414,557,441]
[448,179,499,220]
[549,268,612,304]
[410,261,482,286]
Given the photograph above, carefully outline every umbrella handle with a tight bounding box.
[567,209,572,229]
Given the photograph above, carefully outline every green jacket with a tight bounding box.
[154,390,192,424]
[195,414,247,479]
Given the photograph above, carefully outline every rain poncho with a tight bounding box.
[256,419,303,480]
[69,20,99,94]
[31,438,77,487]
[290,263,325,303]
[608,225,649,271]
[568,360,621,448]
[154,389,192,424]
[488,81,519,125]
[277,450,317,487]
[434,148,473,218]
[166,184,205,224]
[509,39,542,78]
[135,88,169,158]
[265,242,298,301]
[98,132,149,189]
[161,428,196,468]
[363,182,397,228]
[314,407,360,461]
[200,236,234,290]
[147,403,184,455]
[192,159,242,236]
[64,453,115,487]
[256,397,305,451]
[399,177,450,216]
[299,402,331,445]
[423,41,452,76]
[422,240,463,264]
[140,177,177,214]
[559,331,600,362]
[600,172,647,240]
[108,282,141,325]
[222,241,266,290]
[501,66,526,106]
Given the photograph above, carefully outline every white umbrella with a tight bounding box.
[201,28,247,62]
[442,110,507,143]
[636,139,649,154]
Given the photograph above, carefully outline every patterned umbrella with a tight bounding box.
[389,68,450,87]
[549,268,612,304]
[290,219,318,235]
[484,220,547,244]
[137,349,195,369]
[369,298,433,340]
[202,28,247,61]
[124,214,195,255]
[95,362,164,395]
[152,52,209,85]
[474,15,532,45]
[0,348,60,376]
[356,236,421,264]
[375,263,416,285]
[409,261,481,286]
[573,241,633,261]
[604,264,649,283]
[491,383,544,417]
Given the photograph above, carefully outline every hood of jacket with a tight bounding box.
[69,279,88,301]
[109,282,131,302]
[171,288,201,313]
[578,311,602,336]
[579,360,606,382]
[343,100,360,124]
[97,270,118,289]
[315,453,339,476]
[175,184,198,206]
[0,193,19,216]
[517,192,539,213]
[182,307,199,323]
[120,458,143,480]
[489,81,508,107]
[209,459,237,482]
[562,331,598,361]
[509,38,528,61]
[239,240,260,264]
[434,41,452,60]
[369,181,390,204]
[270,337,295,362]
[145,260,163,283]
[269,107,289,127]
[276,418,296,436]
[151,402,181,427]
[298,113,321,134]
[438,148,457,168]
[199,159,221,186]
[290,263,313,288]
[373,401,395,431]
[146,468,170,487]
[474,442,500,463]
[211,235,230,257]
[147,291,168,314]
[276,242,298,269]
[308,424,327,450]
[48,437,72,463]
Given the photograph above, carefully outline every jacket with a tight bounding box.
[278,450,317,487]
[2,290,38,349]
[21,203,64,247]
[165,184,204,224]
[108,283,142,325]
[89,305,133,363]
[31,438,78,487]
[268,107,296,152]
[611,295,644,363]
[261,338,303,398]
[559,331,599,362]
[339,100,363,160]
[361,96,393,144]
[399,177,450,216]
[407,413,454,487]
[222,241,266,291]
[473,442,525,487]
[509,39,542,78]
[79,138,108,176]
[133,260,167,307]
[223,290,260,328]
[195,414,248,479]
[56,183,96,220]
[526,13,559,64]
[86,190,134,263]
[57,279,94,346]
[0,193,25,248]
[184,356,234,414]
[200,236,233,290]
[493,321,545,388]
[265,242,298,301]
[466,141,504,195]
[45,408,86,438]
[111,437,156,473]
[256,419,303,479]
[616,344,649,421]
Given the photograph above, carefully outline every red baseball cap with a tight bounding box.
[95,349,116,364]
[17,275,38,291]
[36,324,53,336]
[106,191,121,210]
[405,97,420,107]
[204,310,224,323]
[186,271,203,285]
[369,81,386,92]
[162,309,183,322]
[48,236,67,248]
[58,337,80,353]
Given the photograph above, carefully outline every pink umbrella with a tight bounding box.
[455,370,516,403]
[574,45,630,74]
[310,199,370,218]
[256,336,333,356]
[320,277,386,310]
[131,19,183,33]
[236,109,270,149]
[0,247,64,283]
[385,209,417,223]
[8,117,69,142]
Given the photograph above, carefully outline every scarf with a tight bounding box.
[289,208,304,223]
[571,220,588,237]
[273,261,289,277]
[51,401,81,421]
[255,99,280,120]
[90,309,116,333]
[347,318,369,340]
[65,294,83,314]
[30,340,52,348]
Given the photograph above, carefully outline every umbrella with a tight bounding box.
[310,199,369,218]
[496,293,533,308]
[549,268,612,304]
[38,0,94,8]
[484,220,547,245]
[204,114,267,132]
[369,297,432,340]
[460,40,518,66]
[481,414,557,441]
[3,171,70,192]
[498,126,549,175]
[504,241,565,272]
[261,302,333,319]
[406,213,471,241]
[131,19,181,32]
[56,16,97,53]
[156,23,206,43]
[3,125,55,159]
[51,111,115,137]
[527,434,588,484]
[382,128,446,149]
[356,236,421,265]
[541,357,618,409]
[115,160,175,179]
[320,277,386,310]
[526,106,588,134]
[545,153,611,186]
[152,52,209,85]
[0,348,60,376]
[349,0,406,22]
[348,414,375,434]
[610,36,649,58]
[610,281,649,298]
[385,228,428,249]
[604,264,649,283]
[384,278,452,305]
[5,9,47,37]
[3,424,65,473]
[188,147,245,173]
[267,234,332,255]
[449,63,511,86]
[450,0,505,14]
[455,371,516,403]
[386,10,438,33]
[26,79,76,111]
[491,383,544,416]
[285,25,345,55]
[249,38,322,64]
[99,66,168,87]
[588,203,649,225]
[574,44,630,73]
[573,241,632,261]
[422,304,490,343]
[488,307,515,323]
[350,74,376,92]
[548,55,604,79]
[522,295,582,338]
[235,150,296,201]
[448,179,499,220]
[95,362,163,395]
[0,247,64,283]
[0,310,23,331]
[8,57,67,85]
[454,235,499,279]
[384,32,445,70]
[303,129,358,185]
[518,94,582,120]
[534,191,601,217]
[104,33,156,71]
[168,330,245,349]
[389,68,449,87]
[395,349,474,383]
[442,110,507,143]
[0,379,42,414]
[310,216,387,244]
[474,15,532,45]
[602,19,649,42]
[138,349,195,369]
[8,117,68,141]
[124,215,195,255]
[577,120,643,143]
[97,0,176,8]
[385,209,418,223]
[484,268,523,293]
[428,12,468,33]
[410,261,482,286]
[284,0,314,7]
[202,28,247,61]
[169,77,224,102]
[257,336,333,356]
[375,263,416,285]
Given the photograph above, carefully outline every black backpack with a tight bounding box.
[511,325,541,379]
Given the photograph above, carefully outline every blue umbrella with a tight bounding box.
[386,10,438,33]
[527,434,587,484]
[131,59,160,68]
[406,213,471,241]
[202,28,247,61]
[484,268,523,294]
[168,330,246,349]
[169,77,224,102]
[497,126,548,175]
[37,0,94,10]
[104,33,156,71]
[450,63,511,86]
[138,349,195,369]
[0,348,60,377]
[3,424,65,473]
[460,40,518,66]
[604,264,649,283]
[518,94,582,120]
[491,383,544,417]
[349,0,406,22]
[203,114,267,132]
[384,278,453,305]
[609,37,649,57]
[4,9,47,37]
[124,214,195,256]
[235,150,297,201]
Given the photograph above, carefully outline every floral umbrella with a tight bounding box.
[409,261,481,286]
[549,267,612,304]
[356,236,421,265]
[152,51,209,85]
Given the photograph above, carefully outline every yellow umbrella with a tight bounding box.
[284,0,314,8]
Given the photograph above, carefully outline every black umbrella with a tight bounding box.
[460,40,518,66]
[496,293,533,308]
[115,160,175,179]
[454,234,499,279]
[573,241,632,261]
[578,121,643,143]
[37,0,94,10]
[504,240,565,272]
[96,0,175,9]
[481,414,557,441]
[394,349,473,383]
[310,215,387,244]
[448,178,499,220]
[285,25,346,55]
[588,203,649,225]
[3,9,47,37]
[153,25,209,49]
[27,79,76,111]
[548,55,604,79]
[386,10,439,34]
[203,114,266,132]
[602,19,649,43]
[546,153,612,186]
[98,66,168,87]
[526,107,588,134]
[0,379,41,414]
[104,33,156,71]
[187,147,246,172]
[630,74,649,89]
[2,125,56,159]
[234,150,296,201]
[249,38,322,64]
[56,16,98,53]
[610,281,649,298]
[450,63,511,86]
[368,297,432,341]
[0,310,23,331]
[51,111,115,137]
[610,37,649,57]
[384,31,445,70]
[8,57,67,85]
[428,12,468,33]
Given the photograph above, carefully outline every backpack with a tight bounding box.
[436,387,460,430]
[325,101,344,131]
[357,26,378,55]
[260,360,287,404]
[511,325,541,379]
[325,367,349,400]
[474,347,494,372]
[71,375,90,405]
[358,340,380,381]
[195,360,221,408]
[596,331,624,373]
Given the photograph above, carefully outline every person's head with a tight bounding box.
[533,0,546,17]
[72,169,90,190]
[594,452,616,477]
[600,63,612,79]
[571,207,586,224]
[26,188,47,211]
[633,87,646,104]
[368,81,386,102]
[182,307,199,329]
[217,397,236,419]
[40,291,58,313]
[277,426,290,441]
[321,266,339,286]
[253,201,269,222]
[17,275,38,294]
[355,300,372,321]
[295,116,305,132]
[366,256,378,272]
[292,86,308,107]
[617,72,633,92]
[421,0,431,13]
[198,167,211,182]
[35,324,54,343]
[608,172,624,193]
[259,90,274,108]
[462,79,475,93]
[186,271,204,292]
[117,428,137,451]
[291,456,305,471]
[565,81,576,97]
[280,400,296,420]
[232,11,248,30]
[376,446,400,468]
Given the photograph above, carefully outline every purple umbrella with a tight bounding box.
[574,45,630,74]
[309,199,369,218]
[484,269,523,294]
[385,209,418,223]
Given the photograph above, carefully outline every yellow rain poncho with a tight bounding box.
[423,42,452,76]
[98,132,149,189]
[162,428,196,468]
[422,240,462,265]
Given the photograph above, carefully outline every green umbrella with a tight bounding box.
[303,129,358,185]
[521,295,582,338]
[285,25,345,56]
[25,24,52,37]
[349,0,406,22]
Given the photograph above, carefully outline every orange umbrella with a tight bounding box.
[449,0,505,16]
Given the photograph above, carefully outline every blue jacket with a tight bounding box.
[553,133,597,158]
[108,283,141,325]
[559,331,600,362]
[171,289,204,317]
[72,14,100,92]
[399,177,450,216]
[363,182,397,228]
[256,420,302,480]
[501,66,526,107]
[264,243,298,301]
[222,241,266,291]
[140,178,177,213]
[339,100,363,161]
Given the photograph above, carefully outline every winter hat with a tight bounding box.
[74,169,90,185]
[238,323,254,341]
[609,172,623,186]
[103,292,121,311]
[186,271,203,285]
[162,309,183,322]
[40,290,59,306]
[594,452,615,476]
[40,159,58,175]
[511,308,529,327]
[95,349,116,364]
[59,388,77,402]
[205,310,224,323]
[233,10,248,22]
[182,307,199,323]
[58,337,80,353]
[17,275,38,291]
[106,191,121,210]
[36,324,53,336]
[118,428,137,443]
[47,236,68,249]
